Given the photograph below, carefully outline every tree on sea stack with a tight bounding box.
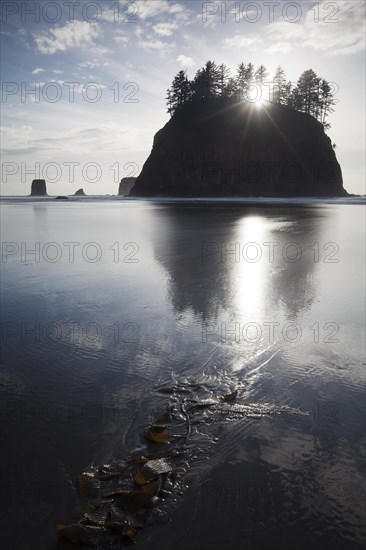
[319,79,336,129]
[166,70,191,116]
[191,61,221,103]
[244,62,255,86]
[290,69,335,128]
[273,65,287,104]
[294,69,319,115]
[254,64,269,87]
[164,60,336,130]
[235,62,254,100]
[218,63,231,98]
[224,76,237,98]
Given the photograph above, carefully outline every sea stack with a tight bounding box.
[74,188,86,196]
[30,179,47,196]
[130,97,347,197]
[118,177,136,196]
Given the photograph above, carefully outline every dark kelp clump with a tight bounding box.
[57,379,307,547]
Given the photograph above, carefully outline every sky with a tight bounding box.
[1,0,365,195]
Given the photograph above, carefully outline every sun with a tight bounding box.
[246,86,265,109]
[255,98,264,109]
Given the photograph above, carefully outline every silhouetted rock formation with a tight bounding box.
[74,188,86,196]
[30,179,47,196]
[130,98,347,197]
[119,177,136,196]
[55,196,69,200]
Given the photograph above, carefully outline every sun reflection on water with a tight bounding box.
[233,215,270,321]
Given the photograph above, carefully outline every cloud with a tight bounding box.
[16,28,30,47]
[34,21,99,55]
[265,0,365,56]
[1,125,34,153]
[137,0,187,20]
[114,31,129,46]
[137,38,175,53]
[79,60,99,69]
[137,0,184,19]
[52,70,64,74]
[78,60,112,69]
[176,55,195,68]
[114,36,129,45]
[32,67,45,75]
[1,147,40,155]
[153,22,178,36]
[1,123,138,156]
[222,35,263,49]
[266,42,292,55]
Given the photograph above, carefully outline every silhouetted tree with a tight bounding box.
[225,77,237,97]
[295,69,319,114]
[283,81,292,105]
[319,79,336,128]
[273,65,287,104]
[218,63,231,98]
[289,69,335,128]
[235,62,246,99]
[191,61,221,102]
[288,85,302,111]
[235,62,255,100]
[244,62,254,85]
[254,64,269,101]
[166,70,191,116]
[254,64,269,86]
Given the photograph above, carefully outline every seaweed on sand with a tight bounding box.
[57,380,307,548]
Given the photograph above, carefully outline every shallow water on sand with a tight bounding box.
[0,199,365,549]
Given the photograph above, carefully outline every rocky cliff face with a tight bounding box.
[30,179,47,196]
[119,177,136,196]
[74,188,86,196]
[130,97,346,197]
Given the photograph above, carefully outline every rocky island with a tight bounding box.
[74,188,86,196]
[118,177,136,196]
[30,179,47,196]
[130,62,347,197]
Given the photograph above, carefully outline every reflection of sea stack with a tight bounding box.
[30,179,47,196]
[74,188,86,196]
[118,177,136,196]
[151,206,321,319]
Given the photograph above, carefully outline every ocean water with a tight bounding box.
[0,198,365,550]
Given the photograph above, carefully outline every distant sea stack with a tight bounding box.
[119,177,136,196]
[130,97,347,197]
[30,179,47,196]
[74,188,86,196]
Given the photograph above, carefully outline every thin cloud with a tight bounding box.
[266,42,292,55]
[32,67,45,75]
[137,38,175,53]
[153,22,178,36]
[222,35,263,49]
[137,0,189,21]
[113,31,129,45]
[265,0,365,56]
[79,60,100,69]
[1,123,140,156]
[34,21,100,55]
[176,55,195,68]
